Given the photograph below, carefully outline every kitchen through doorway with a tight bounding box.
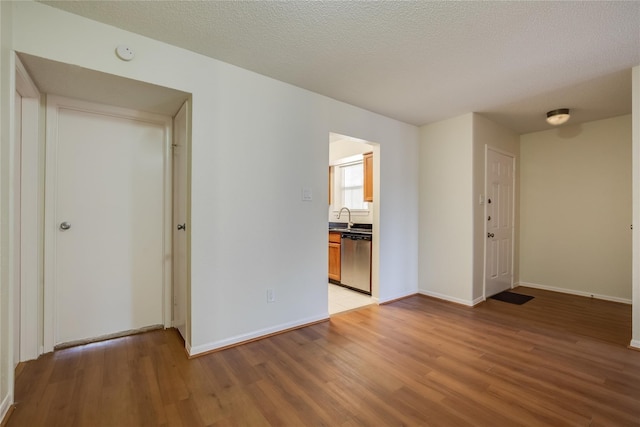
[328,132,378,314]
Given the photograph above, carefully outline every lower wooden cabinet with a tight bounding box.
[328,232,341,282]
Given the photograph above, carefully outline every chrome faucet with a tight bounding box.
[337,207,353,229]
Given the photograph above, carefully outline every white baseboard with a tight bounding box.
[517,281,632,305]
[0,392,13,425]
[418,289,476,307]
[189,313,329,357]
[471,296,485,306]
[630,339,640,350]
[377,290,417,305]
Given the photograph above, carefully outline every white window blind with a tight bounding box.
[340,161,368,210]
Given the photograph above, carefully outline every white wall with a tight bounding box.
[472,114,520,300]
[520,115,632,302]
[0,0,13,419]
[10,1,419,355]
[419,113,518,305]
[419,114,475,304]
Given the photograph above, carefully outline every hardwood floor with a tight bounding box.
[9,286,640,426]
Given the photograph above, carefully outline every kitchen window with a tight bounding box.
[333,159,369,212]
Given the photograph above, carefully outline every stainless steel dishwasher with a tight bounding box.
[340,232,372,294]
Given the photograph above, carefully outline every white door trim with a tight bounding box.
[15,56,39,98]
[172,100,190,345]
[631,66,639,350]
[43,96,173,352]
[15,55,41,362]
[483,145,516,300]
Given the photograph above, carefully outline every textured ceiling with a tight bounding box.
[39,1,640,134]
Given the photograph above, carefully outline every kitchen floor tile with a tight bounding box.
[328,283,374,315]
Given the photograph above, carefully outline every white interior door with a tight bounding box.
[172,101,188,341]
[485,147,515,297]
[46,96,171,346]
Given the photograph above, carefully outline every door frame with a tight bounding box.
[171,100,190,345]
[327,135,381,303]
[43,96,173,352]
[15,55,41,362]
[483,145,516,300]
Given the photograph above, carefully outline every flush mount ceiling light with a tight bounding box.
[546,108,570,126]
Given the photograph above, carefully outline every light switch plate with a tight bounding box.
[302,187,313,201]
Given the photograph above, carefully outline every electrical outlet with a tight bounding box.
[267,288,275,303]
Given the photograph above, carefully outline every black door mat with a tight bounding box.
[490,291,534,305]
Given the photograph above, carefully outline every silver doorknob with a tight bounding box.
[59,221,71,231]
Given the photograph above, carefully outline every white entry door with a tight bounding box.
[485,147,515,297]
[45,96,171,347]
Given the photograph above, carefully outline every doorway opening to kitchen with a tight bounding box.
[328,132,379,314]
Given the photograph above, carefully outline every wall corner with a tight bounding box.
[632,65,640,347]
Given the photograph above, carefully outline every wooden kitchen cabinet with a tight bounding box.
[363,151,373,202]
[328,232,341,282]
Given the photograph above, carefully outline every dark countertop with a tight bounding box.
[329,222,373,235]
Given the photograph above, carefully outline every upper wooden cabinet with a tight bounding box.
[363,151,373,202]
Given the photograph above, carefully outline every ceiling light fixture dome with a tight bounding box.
[546,108,570,126]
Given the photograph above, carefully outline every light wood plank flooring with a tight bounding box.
[9,287,640,426]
